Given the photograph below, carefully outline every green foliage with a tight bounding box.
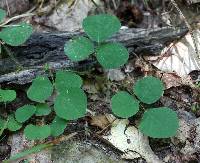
[64,14,128,69]
[35,103,51,116]
[0,23,33,46]
[55,71,83,93]
[111,91,139,118]
[82,14,121,42]
[0,14,180,142]
[0,9,6,23]
[27,76,53,102]
[64,36,94,61]
[0,89,16,103]
[50,116,67,136]
[15,105,36,123]
[0,118,6,129]
[139,107,179,138]
[3,143,52,163]
[133,76,164,104]
[96,43,129,69]
[54,88,87,120]
[7,115,22,131]
[111,76,179,138]
[24,124,51,140]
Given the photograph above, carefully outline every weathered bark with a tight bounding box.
[0,27,188,84]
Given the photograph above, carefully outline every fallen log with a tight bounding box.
[0,26,188,84]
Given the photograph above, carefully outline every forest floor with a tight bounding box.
[0,0,200,163]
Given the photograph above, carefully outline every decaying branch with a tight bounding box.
[0,26,188,84]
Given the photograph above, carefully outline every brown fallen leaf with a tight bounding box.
[88,115,110,130]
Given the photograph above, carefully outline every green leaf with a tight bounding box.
[64,36,94,61]
[0,9,6,23]
[27,76,53,102]
[24,124,51,140]
[111,91,139,118]
[7,115,22,131]
[0,118,8,136]
[133,76,164,104]
[3,143,52,163]
[139,107,179,138]
[50,116,67,137]
[35,103,51,116]
[0,89,16,103]
[0,118,6,129]
[0,23,33,46]
[96,43,129,69]
[15,105,36,123]
[54,88,87,120]
[55,71,83,93]
[82,14,121,42]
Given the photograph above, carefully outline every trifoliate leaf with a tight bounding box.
[7,115,22,131]
[0,9,6,23]
[51,116,67,137]
[0,89,16,103]
[0,118,6,129]
[24,124,51,140]
[55,71,83,93]
[27,76,53,102]
[0,23,33,46]
[96,43,129,69]
[111,91,139,118]
[15,105,36,123]
[82,14,121,42]
[139,107,179,138]
[64,36,94,61]
[35,103,51,116]
[54,88,87,120]
[133,76,164,104]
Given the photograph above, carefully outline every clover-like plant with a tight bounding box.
[0,89,23,134]
[64,14,129,69]
[111,76,179,138]
[1,14,180,142]
[0,8,33,52]
[10,71,86,140]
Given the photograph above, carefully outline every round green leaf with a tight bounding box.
[15,105,36,123]
[111,91,139,118]
[82,14,121,42]
[7,115,22,131]
[64,36,94,61]
[24,124,51,140]
[139,107,179,138]
[0,23,33,46]
[133,76,164,104]
[35,103,51,116]
[55,71,83,93]
[96,43,129,69]
[0,89,16,103]
[54,88,87,120]
[0,9,6,23]
[51,116,67,137]
[27,76,53,102]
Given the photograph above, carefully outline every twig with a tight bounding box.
[0,13,35,27]
[5,0,11,16]
[170,0,200,59]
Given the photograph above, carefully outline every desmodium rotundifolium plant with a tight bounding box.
[0,9,33,52]
[0,13,179,141]
[64,14,129,69]
[0,8,33,136]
